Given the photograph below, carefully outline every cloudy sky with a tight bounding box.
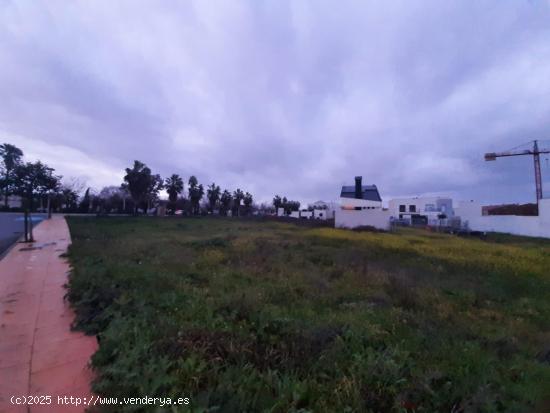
[2,0,550,205]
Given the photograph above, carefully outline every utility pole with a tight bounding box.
[533,140,542,201]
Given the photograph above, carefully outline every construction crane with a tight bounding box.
[485,140,550,202]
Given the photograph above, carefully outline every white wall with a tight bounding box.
[300,211,313,219]
[335,209,391,230]
[339,197,382,208]
[289,211,300,219]
[456,199,550,238]
[314,209,328,220]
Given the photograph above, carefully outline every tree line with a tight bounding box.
[272,195,301,214]
[0,143,257,216]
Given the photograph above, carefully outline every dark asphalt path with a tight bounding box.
[0,212,46,256]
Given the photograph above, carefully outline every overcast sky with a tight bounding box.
[2,1,550,205]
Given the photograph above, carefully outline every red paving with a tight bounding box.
[0,216,97,413]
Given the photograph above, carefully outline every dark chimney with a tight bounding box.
[354,176,362,199]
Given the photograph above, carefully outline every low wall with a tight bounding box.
[335,209,391,230]
[456,199,550,238]
[314,210,328,220]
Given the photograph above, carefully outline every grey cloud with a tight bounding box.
[2,0,550,204]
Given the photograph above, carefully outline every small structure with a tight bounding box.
[313,209,328,220]
[311,201,337,220]
[300,210,313,219]
[335,176,390,230]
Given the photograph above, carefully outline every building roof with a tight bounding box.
[340,185,382,202]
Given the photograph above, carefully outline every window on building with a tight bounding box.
[399,204,406,212]
[409,205,416,212]
[425,203,435,212]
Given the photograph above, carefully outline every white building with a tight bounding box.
[339,177,383,210]
[299,210,313,219]
[335,176,391,230]
[311,200,338,220]
[388,196,453,225]
[313,209,329,220]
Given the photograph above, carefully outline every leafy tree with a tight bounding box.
[0,143,24,208]
[51,179,83,212]
[59,186,79,212]
[273,195,282,212]
[278,196,300,214]
[220,190,232,216]
[42,173,61,217]
[91,193,102,213]
[97,186,127,213]
[188,175,204,215]
[257,202,275,215]
[146,174,164,212]
[206,183,221,213]
[165,174,184,214]
[243,192,253,215]
[79,188,91,213]
[123,161,159,214]
[14,161,60,233]
[285,200,301,213]
[232,189,244,216]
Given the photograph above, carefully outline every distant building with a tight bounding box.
[388,196,453,225]
[311,200,338,220]
[339,177,382,209]
[299,210,313,219]
[335,176,390,230]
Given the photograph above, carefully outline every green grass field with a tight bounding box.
[66,217,550,412]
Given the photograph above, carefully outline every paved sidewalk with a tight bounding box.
[0,215,97,413]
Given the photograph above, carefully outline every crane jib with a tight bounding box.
[484,140,550,202]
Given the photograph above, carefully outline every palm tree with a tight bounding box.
[165,174,184,214]
[206,183,221,213]
[188,176,204,215]
[243,192,253,215]
[273,195,282,213]
[220,190,232,216]
[123,160,153,214]
[0,143,24,208]
[232,188,244,217]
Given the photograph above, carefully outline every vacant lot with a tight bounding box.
[66,217,550,412]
